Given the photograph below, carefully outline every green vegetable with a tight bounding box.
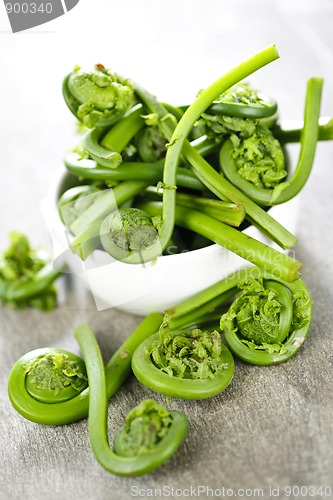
[219,78,323,205]
[100,208,159,261]
[63,65,135,128]
[140,200,302,282]
[132,327,234,399]
[220,274,312,364]
[127,45,297,263]
[75,323,188,476]
[197,83,278,144]
[60,48,333,269]
[165,266,312,365]
[202,82,278,120]
[8,313,163,425]
[0,232,60,311]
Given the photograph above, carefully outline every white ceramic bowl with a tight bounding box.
[42,168,299,316]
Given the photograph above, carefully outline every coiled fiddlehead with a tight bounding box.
[132,327,234,399]
[219,78,323,205]
[75,324,188,476]
[100,208,160,262]
[9,348,88,410]
[197,82,278,140]
[220,272,312,365]
[8,313,163,425]
[63,65,135,128]
[164,266,312,366]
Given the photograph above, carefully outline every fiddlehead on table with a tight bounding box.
[220,273,312,365]
[164,266,312,366]
[75,324,188,476]
[8,313,163,425]
[132,326,234,400]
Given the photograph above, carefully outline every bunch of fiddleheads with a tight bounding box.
[8,261,312,475]
[60,46,304,267]
[8,310,221,474]
[8,317,188,476]
[132,326,234,399]
[57,45,333,287]
[7,46,325,478]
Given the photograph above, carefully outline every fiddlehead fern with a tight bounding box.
[164,266,312,366]
[132,327,234,399]
[219,78,323,205]
[0,232,60,311]
[220,273,312,365]
[8,313,163,425]
[75,324,188,476]
[100,208,160,262]
[63,65,135,128]
[197,82,278,141]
